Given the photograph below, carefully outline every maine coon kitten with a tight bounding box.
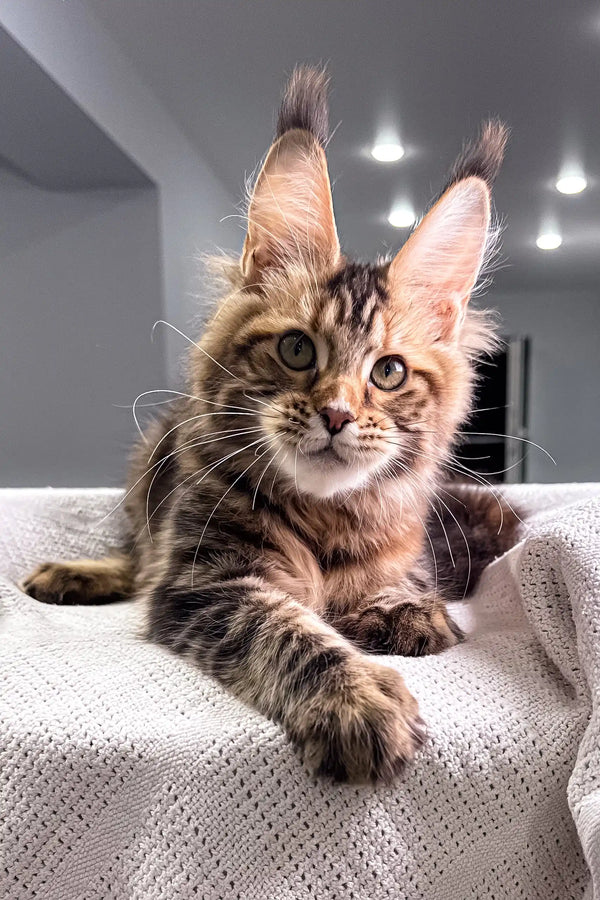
[24,68,518,784]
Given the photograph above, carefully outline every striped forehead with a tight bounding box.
[311,262,389,361]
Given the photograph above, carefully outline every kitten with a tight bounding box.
[24,67,517,784]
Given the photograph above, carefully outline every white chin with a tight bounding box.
[278,449,373,499]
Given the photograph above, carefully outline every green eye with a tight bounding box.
[278,330,316,371]
[370,355,407,391]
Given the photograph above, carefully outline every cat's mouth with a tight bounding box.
[299,432,383,468]
[303,444,345,463]
[274,432,389,499]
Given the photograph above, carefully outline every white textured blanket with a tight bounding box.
[1,483,599,899]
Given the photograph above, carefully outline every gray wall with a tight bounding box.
[495,290,600,483]
[0,0,240,383]
[0,0,240,487]
[1,166,163,486]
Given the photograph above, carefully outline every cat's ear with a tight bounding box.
[389,120,507,340]
[388,176,491,340]
[241,129,340,283]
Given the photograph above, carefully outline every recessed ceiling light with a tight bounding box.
[536,232,562,250]
[556,174,587,194]
[388,205,415,228]
[371,143,405,163]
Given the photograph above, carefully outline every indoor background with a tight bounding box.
[1,0,598,486]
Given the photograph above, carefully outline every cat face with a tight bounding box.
[228,267,470,499]
[193,107,504,502]
[199,253,488,500]
[264,278,417,499]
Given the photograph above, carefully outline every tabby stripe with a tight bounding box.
[286,647,347,698]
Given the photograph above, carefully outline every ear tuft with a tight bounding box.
[276,65,329,147]
[444,119,509,191]
[242,83,339,284]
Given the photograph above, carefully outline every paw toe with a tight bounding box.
[21,564,83,605]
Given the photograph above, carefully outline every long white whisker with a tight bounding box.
[191,437,278,586]
[414,427,556,466]
[380,437,524,532]
[395,460,474,597]
[152,319,246,385]
[293,442,301,498]
[252,446,283,510]
[148,408,275,462]
[137,431,279,546]
[130,387,274,445]
[144,427,265,540]
[467,431,556,465]
[269,449,288,502]
[381,458,439,593]
[393,457,455,572]
[100,423,266,526]
[431,491,472,600]
[243,390,288,417]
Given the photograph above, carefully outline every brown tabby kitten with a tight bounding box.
[24,68,518,784]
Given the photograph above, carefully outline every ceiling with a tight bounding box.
[89,0,600,294]
[0,26,150,190]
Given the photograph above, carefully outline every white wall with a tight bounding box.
[494,290,600,483]
[0,166,164,486]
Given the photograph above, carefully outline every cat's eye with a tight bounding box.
[278,330,316,371]
[370,355,407,391]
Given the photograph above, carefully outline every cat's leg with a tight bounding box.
[333,581,464,657]
[22,553,134,605]
[148,575,425,783]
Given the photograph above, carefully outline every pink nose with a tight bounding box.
[319,407,355,436]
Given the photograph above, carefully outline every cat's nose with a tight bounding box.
[319,407,356,436]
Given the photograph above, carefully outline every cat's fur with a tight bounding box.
[24,67,517,784]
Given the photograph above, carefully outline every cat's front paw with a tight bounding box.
[338,597,464,657]
[22,562,96,605]
[290,661,426,784]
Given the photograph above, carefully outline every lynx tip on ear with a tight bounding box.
[445,119,509,191]
[276,65,330,148]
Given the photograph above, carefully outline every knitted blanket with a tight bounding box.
[1,484,599,899]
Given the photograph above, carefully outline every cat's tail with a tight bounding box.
[425,485,522,601]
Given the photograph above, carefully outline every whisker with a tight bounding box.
[136,431,278,545]
[431,490,472,600]
[449,452,527,478]
[411,445,526,532]
[100,425,266,526]
[378,436,524,534]
[414,427,557,466]
[152,319,245,386]
[114,396,179,410]
[399,461,474,598]
[191,437,279,586]
[293,442,301,498]
[243,390,288,417]
[380,458,439,593]
[391,457,455,571]
[130,387,276,445]
[252,446,283,510]
[148,409,276,462]
[466,431,556,465]
[144,427,265,540]
[269,449,288,502]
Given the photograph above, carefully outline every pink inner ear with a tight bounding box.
[388,177,491,332]
[242,130,340,281]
